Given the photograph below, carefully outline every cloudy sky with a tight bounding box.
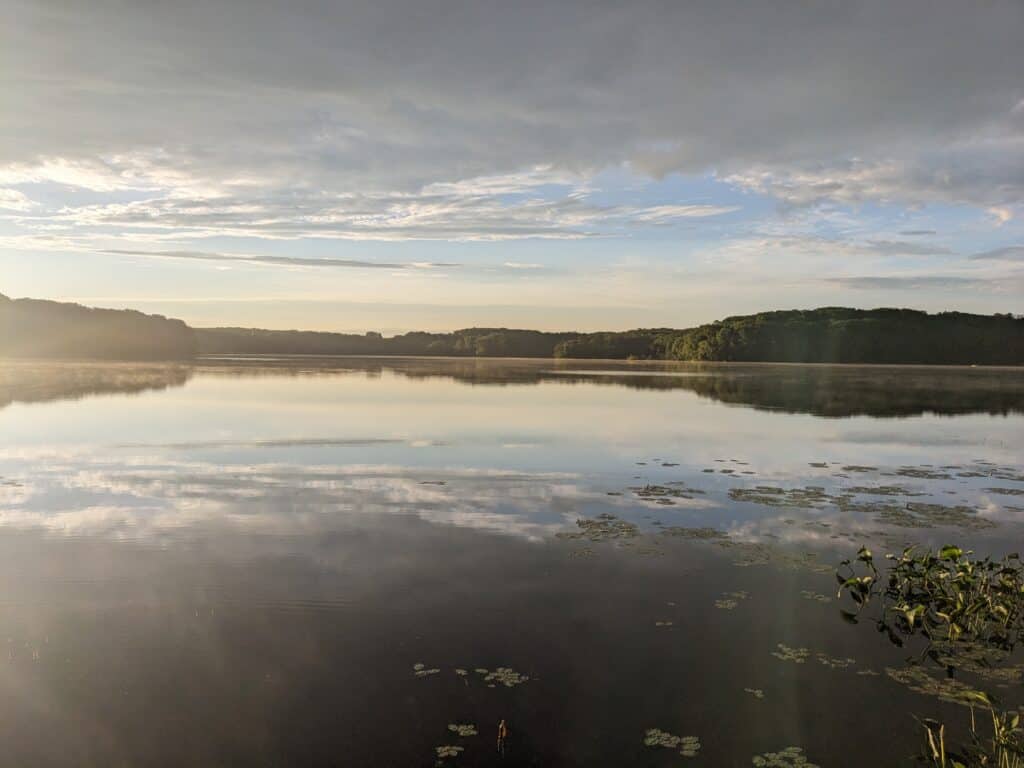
[1,0,1022,332]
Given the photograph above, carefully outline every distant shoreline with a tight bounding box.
[3,293,1022,365]
[3,354,1021,371]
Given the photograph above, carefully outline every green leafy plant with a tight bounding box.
[837,545,1024,767]
[837,546,1024,653]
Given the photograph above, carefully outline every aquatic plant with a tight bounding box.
[631,483,705,504]
[896,467,953,480]
[716,590,750,610]
[568,547,595,558]
[986,487,1024,496]
[556,513,639,542]
[814,652,855,670]
[447,723,478,737]
[414,662,441,677]
[844,485,925,497]
[475,667,529,687]
[729,486,833,509]
[751,745,820,767]
[919,711,1024,768]
[837,544,1024,766]
[771,644,810,664]
[744,687,765,699]
[660,526,728,540]
[643,729,701,758]
[435,745,464,758]
[875,502,996,531]
[837,545,1024,651]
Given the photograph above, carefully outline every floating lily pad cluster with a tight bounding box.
[556,513,639,542]
[447,723,477,737]
[844,485,924,497]
[715,590,750,610]
[751,746,820,767]
[414,662,441,677]
[986,487,1024,496]
[771,644,810,663]
[895,466,952,480]
[717,541,832,574]
[435,745,464,759]
[568,547,596,558]
[729,486,833,509]
[660,526,728,540]
[966,463,1024,482]
[876,502,996,530]
[744,687,765,699]
[815,652,855,670]
[476,667,529,688]
[631,483,706,505]
[885,666,984,707]
[929,641,1024,687]
[643,729,701,758]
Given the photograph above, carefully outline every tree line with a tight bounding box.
[3,294,1022,365]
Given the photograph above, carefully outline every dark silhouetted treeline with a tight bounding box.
[4,294,1022,364]
[196,327,580,357]
[659,308,1024,365]
[0,294,196,360]
[197,309,1023,364]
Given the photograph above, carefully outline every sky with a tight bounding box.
[1,0,1022,333]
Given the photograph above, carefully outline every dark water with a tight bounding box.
[1,358,1022,767]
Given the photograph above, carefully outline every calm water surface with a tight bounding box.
[1,358,1022,767]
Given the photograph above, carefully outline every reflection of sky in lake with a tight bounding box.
[0,360,1022,766]
[2,363,1020,545]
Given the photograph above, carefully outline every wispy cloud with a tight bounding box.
[0,188,35,211]
[970,245,1024,262]
[100,249,458,270]
[825,275,990,290]
[628,204,739,223]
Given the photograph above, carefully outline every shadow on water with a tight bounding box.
[2,356,1022,417]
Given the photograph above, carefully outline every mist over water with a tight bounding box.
[1,358,1022,766]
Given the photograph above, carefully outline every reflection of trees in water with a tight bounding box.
[3,357,1022,418]
[679,367,1024,418]
[0,362,193,409]
[201,358,1024,418]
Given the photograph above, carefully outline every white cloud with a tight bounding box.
[629,204,739,223]
[988,206,1014,226]
[0,0,1021,245]
[0,188,35,211]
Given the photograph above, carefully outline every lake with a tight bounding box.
[1,357,1022,767]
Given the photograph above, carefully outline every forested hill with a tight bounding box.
[0,294,196,360]
[2,295,1022,364]
[659,308,1024,365]
[195,327,579,357]
[198,309,1023,364]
